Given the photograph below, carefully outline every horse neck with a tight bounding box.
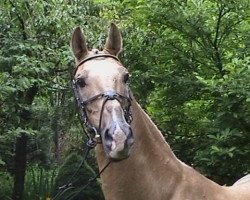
[95,99,232,199]
[95,99,185,198]
[129,100,182,169]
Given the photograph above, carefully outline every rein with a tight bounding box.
[54,53,133,199]
[54,146,111,200]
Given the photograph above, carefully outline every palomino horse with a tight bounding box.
[71,23,250,200]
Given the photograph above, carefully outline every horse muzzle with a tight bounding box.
[102,124,134,160]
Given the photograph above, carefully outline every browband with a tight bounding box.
[73,54,120,75]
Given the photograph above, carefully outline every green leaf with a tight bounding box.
[0,159,5,166]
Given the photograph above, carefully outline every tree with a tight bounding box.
[0,0,105,199]
[97,0,250,184]
[0,0,249,198]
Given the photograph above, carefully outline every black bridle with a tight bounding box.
[72,53,133,148]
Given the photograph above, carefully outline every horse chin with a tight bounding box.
[108,149,130,161]
[102,128,134,161]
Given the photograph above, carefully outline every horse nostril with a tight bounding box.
[126,128,133,138]
[127,128,131,136]
[127,128,134,146]
[104,129,112,150]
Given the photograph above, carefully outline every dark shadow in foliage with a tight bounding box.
[53,153,104,200]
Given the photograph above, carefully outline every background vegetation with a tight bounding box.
[0,0,249,199]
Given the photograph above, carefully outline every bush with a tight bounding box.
[0,171,13,200]
[23,165,57,200]
[53,153,104,200]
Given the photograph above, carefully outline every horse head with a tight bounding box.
[71,23,134,161]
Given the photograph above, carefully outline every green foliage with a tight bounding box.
[192,56,250,183]
[23,165,57,200]
[0,0,249,198]
[0,172,13,200]
[0,0,108,198]
[53,153,104,200]
[97,0,250,184]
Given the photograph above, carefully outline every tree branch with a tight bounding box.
[8,0,27,40]
[213,2,227,47]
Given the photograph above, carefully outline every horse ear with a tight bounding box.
[71,27,88,61]
[104,23,122,56]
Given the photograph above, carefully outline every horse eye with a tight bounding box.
[76,78,86,88]
[123,73,130,83]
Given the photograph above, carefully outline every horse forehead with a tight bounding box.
[84,59,122,78]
